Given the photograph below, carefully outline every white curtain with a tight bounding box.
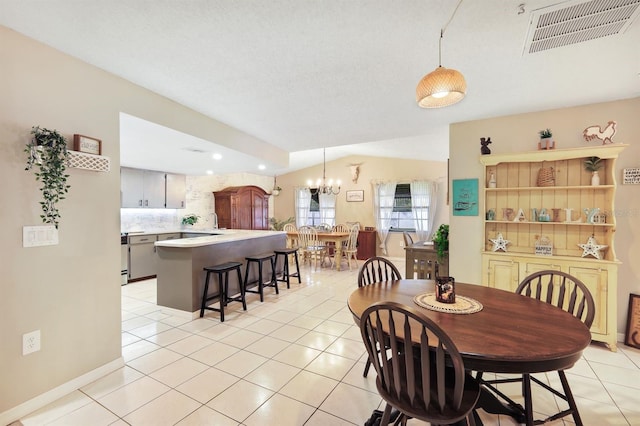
[318,193,336,227]
[373,182,397,255]
[410,180,437,241]
[295,187,311,227]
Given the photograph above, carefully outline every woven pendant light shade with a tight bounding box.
[416,66,467,108]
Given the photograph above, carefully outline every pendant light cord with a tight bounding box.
[439,0,464,66]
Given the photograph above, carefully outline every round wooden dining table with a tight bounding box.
[348,280,592,425]
[348,280,591,374]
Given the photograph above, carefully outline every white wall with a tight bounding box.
[449,97,640,337]
[273,155,449,258]
[0,25,279,422]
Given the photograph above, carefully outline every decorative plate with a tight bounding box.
[413,292,483,314]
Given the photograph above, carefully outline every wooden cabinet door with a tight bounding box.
[252,192,268,230]
[143,170,166,208]
[165,173,186,209]
[568,266,608,336]
[487,258,519,292]
[121,167,144,208]
[237,190,253,229]
[357,230,377,260]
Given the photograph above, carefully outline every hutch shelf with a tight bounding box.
[479,144,627,351]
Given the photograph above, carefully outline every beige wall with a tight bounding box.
[0,26,279,420]
[273,155,449,258]
[449,97,640,338]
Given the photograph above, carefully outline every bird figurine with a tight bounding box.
[583,121,617,145]
[480,137,492,155]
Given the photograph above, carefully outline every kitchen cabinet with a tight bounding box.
[128,234,158,281]
[479,144,626,350]
[214,186,269,230]
[166,173,186,209]
[121,167,186,209]
[356,229,377,260]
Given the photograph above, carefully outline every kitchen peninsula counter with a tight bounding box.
[155,230,286,314]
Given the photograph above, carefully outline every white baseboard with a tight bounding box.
[0,357,124,426]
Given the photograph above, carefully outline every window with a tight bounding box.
[307,191,322,226]
[295,188,336,227]
[390,183,417,230]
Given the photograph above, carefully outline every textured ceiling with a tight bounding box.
[1,0,639,175]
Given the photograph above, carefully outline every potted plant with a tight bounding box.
[181,213,200,226]
[24,126,71,229]
[269,216,295,231]
[538,128,554,150]
[432,224,449,260]
[584,156,603,186]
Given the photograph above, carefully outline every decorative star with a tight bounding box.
[490,233,510,252]
[578,235,608,260]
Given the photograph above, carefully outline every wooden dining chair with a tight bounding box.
[283,223,298,248]
[358,256,402,287]
[478,270,595,426]
[360,301,480,426]
[297,226,327,268]
[341,224,360,270]
[357,256,402,377]
[402,231,414,246]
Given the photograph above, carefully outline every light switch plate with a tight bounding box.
[23,225,59,247]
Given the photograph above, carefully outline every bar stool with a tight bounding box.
[243,253,278,302]
[274,248,301,289]
[200,261,246,322]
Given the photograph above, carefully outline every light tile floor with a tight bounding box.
[19,258,640,425]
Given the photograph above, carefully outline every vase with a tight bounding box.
[591,171,600,186]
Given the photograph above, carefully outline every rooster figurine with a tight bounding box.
[583,120,617,145]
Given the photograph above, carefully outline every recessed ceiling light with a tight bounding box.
[258,164,266,170]
[212,153,222,160]
[206,170,213,175]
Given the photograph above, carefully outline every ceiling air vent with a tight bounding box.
[523,0,640,54]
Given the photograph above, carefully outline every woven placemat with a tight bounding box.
[413,292,483,314]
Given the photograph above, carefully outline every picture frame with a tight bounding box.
[73,134,102,155]
[452,178,478,216]
[624,293,640,349]
[346,190,364,202]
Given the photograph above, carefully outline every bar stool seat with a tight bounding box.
[244,253,278,302]
[274,248,301,289]
[200,261,246,322]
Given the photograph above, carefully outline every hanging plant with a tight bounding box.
[24,126,71,229]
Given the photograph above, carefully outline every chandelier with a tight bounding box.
[306,148,341,195]
[416,0,467,108]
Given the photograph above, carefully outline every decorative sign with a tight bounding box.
[624,294,640,349]
[452,179,478,216]
[623,168,640,185]
[346,190,364,202]
[535,236,553,256]
[73,134,102,155]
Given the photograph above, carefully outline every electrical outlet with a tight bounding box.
[23,330,41,355]
[400,241,404,247]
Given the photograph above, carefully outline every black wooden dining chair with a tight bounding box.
[360,301,480,426]
[358,256,402,287]
[357,257,402,378]
[478,270,595,426]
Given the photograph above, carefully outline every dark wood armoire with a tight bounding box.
[213,186,269,230]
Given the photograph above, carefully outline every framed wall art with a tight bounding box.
[73,134,102,155]
[452,178,478,216]
[625,293,640,349]
[346,190,364,202]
